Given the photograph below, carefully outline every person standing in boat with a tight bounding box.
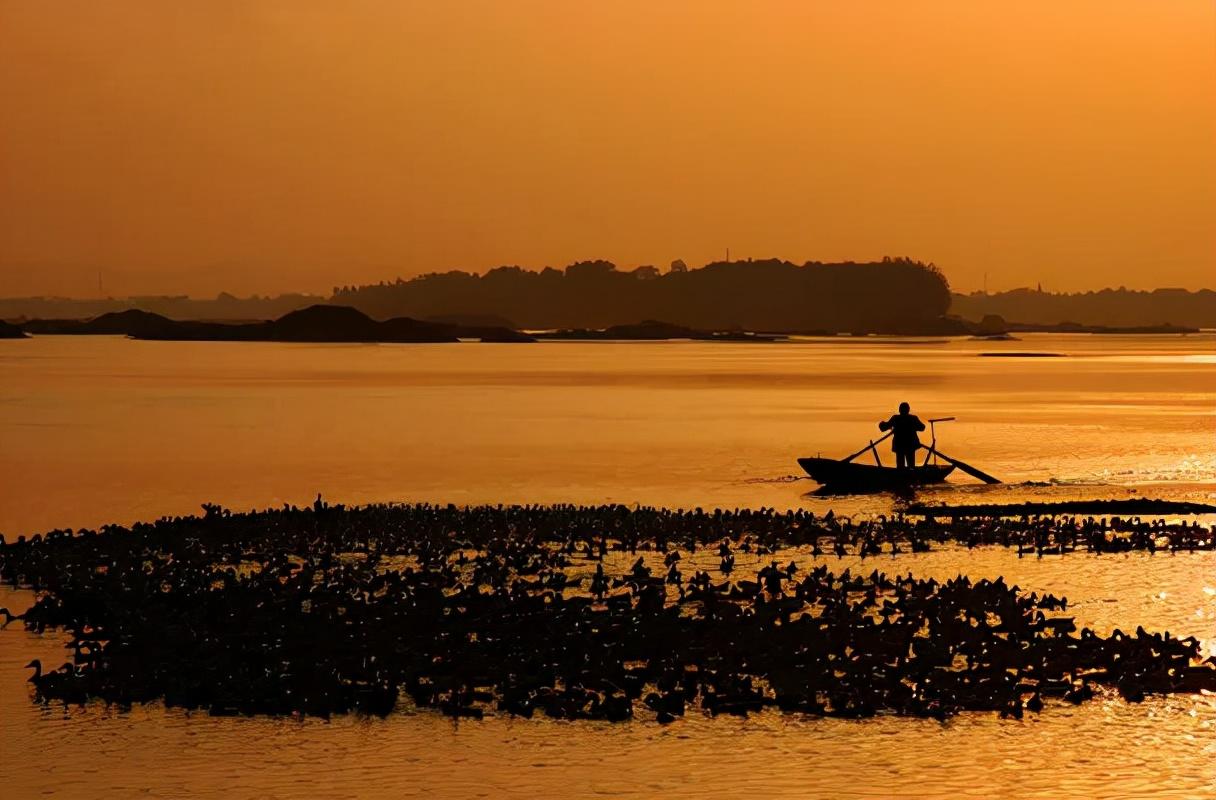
[878,402,926,469]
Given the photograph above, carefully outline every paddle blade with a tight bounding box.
[924,446,1001,484]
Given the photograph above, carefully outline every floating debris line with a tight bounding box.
[1,502,1213,722]
[905,499,1216,519]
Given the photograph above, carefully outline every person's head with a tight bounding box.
[899,402,910,414]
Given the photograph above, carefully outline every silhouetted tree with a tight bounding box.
[326,257,954,333]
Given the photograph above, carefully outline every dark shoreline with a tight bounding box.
[16,305,536,343]
[6,302,1203,344]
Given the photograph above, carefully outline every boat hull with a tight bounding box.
[797,457,954,491]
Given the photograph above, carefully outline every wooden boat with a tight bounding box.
[798,417,998,493]
[797,457,954,491]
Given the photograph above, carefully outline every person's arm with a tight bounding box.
[879,418,891,432]
[914,417,926,431]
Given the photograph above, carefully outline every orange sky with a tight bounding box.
[2,1,1213,297]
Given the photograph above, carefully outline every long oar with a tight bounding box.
[842,431,892,463]
[921,445,1001,484]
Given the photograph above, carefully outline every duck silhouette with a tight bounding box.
[0,499,1210,723]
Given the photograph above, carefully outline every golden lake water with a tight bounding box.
[1,333,1214,798]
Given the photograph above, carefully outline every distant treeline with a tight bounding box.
[330,258,952,333]
[952,288,1216,329]
[4,264,1213,333]
[0,292,322,324]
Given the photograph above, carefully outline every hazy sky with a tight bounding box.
[2,1,1213,297]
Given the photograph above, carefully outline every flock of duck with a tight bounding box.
[1,500,1213,722]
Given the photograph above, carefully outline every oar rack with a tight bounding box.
[923,416,956,466]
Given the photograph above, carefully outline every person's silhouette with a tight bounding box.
[878,402,925,469]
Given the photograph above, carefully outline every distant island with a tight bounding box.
[534,320,787,342]
[2,258,957,335]
[328,258,958,334]
[3,260,1212,338]
[952,287,1215,330]
[11,308,799,344]
[1001,320,1197,335]
[21,306,535,343]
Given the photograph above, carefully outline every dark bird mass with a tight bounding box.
[4,502,1212,722]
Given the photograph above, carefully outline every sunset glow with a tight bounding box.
[3,1,1213,296]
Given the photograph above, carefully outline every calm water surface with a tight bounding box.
[1,334,1214,798]
[2,333,1213,532]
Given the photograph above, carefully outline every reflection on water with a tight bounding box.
[1,333,1214,798]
